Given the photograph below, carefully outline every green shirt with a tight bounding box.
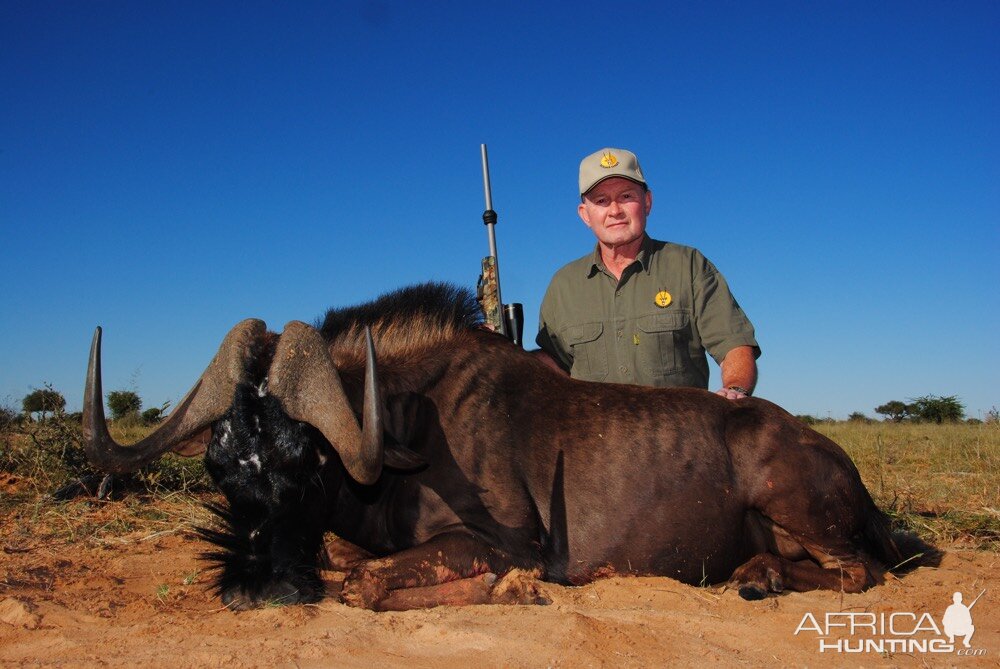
[536,235,759,388]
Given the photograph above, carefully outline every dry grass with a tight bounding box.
[815,421,1000,550]
[1,416,215,547]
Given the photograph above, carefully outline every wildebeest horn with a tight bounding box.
[83,319,267,474]
[267,322,383,485]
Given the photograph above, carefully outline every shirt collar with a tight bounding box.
[586,234,655,277]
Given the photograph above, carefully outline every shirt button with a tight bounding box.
[619,365,628,374]
[615,290,622,297]
[616,329,623,337]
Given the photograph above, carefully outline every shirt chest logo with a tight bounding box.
[654,290,673,308]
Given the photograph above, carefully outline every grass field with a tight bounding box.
[1,417,997,551]
[815,421,999,549]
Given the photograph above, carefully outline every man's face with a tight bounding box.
[578,177,652,249]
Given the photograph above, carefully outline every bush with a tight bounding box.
[0,403,21,433]
[0,411,213,496]
[107,390,142,421]
[2,409,94,486]
[140,401,170,425]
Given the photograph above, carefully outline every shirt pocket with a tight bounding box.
[564,322,608,381]
[637,312,691,377]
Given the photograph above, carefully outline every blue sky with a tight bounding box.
[2,1,997,420]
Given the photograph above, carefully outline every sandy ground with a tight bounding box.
[1,497,997,668]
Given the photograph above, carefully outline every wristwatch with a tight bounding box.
[728,386,751,396]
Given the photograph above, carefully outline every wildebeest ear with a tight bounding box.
[173,426,213,456]
[385,393,420,445]
[381,393,426,471]
[383,440,427,471]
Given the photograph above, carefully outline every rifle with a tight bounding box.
[476,144,523,347]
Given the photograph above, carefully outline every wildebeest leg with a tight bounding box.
[731,519,875,599]
[728,412,889,600]
[322,535,373,571]
[376,573,498,610]
[730,550,872,600]
[373,569,548,611]
[341,531,543,610]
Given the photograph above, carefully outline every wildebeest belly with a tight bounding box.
[560,498,748,585]
[553,443,749,585]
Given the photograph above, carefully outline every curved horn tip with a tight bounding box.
[359,324,384,484]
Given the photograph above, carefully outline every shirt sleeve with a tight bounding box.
[691,252,761,365]
[536,278,573,372]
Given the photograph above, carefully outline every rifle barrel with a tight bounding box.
[481,144,494,213]
[481,144,500,259]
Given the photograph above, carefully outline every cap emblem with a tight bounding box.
[600,152,619,168]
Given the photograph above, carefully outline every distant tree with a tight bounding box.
[908,395,964,424]
[22,388,66,421]
[794,414,818,425]
[141,401,171,425]
[875,400,909,423]
[848,412,872,423]
[107,390,142,421]
[986,407,999,425]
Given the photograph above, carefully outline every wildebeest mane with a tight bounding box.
[317,282,483,366]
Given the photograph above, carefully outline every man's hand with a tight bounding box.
[715,386,748,400]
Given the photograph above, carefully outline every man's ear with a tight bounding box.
[578,202,592,228]
[645,189,653,216]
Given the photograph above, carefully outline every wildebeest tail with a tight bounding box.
[862,506,932,571]
[541,451,569,584]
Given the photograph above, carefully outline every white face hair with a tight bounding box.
[238,453,262,472]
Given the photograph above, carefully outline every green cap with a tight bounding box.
[579,148,647,196]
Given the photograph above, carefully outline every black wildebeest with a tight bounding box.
[83,283,917,610]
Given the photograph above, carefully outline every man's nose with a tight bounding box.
[608,200,622,215]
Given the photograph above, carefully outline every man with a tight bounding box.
[536,147,759,399]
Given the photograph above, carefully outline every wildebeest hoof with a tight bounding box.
[341,570,388,609]
[489,568,550,605]
[737,584,768,601]
[765,566,784,593]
